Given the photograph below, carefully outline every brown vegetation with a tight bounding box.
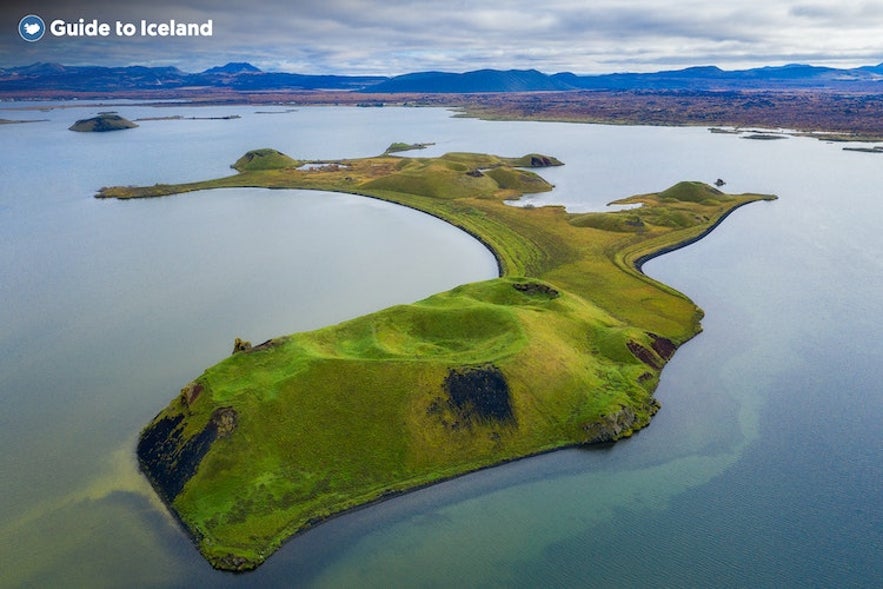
[7,86,881,139]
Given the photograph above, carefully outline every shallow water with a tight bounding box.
[1,104,880,587]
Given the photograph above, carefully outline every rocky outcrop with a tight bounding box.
[232,337,252,354]
[513,281,559,298]
[137,406,238,504]
[627,340,662,369]
[530,155,555,167]
[582,400,661,444]
[181,382,203,406]
[648,333,677,360]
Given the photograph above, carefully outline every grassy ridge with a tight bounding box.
[116,149,775,570]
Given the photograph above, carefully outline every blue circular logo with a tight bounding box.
[19,14,46,42]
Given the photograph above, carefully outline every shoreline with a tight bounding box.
[6,90,883,142]
[632,198,769,272]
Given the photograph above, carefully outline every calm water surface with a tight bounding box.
[1,104,880,587]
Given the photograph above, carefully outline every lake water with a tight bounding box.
[1,104,880,587]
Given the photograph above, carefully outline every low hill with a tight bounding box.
[202,62,262,75]
[659,181,725,203]
[231,148,300,171]
[69,112,137,132]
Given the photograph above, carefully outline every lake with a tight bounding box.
[1,104,880,587]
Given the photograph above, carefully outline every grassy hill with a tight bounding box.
[104,148,775,570]
[69,112,137,132]
[231,148,300,171]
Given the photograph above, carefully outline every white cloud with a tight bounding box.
[2,0,881,73]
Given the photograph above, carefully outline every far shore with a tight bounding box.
[3,88,883,141]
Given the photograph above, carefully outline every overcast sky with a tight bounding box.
[2,0,882,74]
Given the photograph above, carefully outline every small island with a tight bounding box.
[742,133,787,140]
[384,141,435,154]
[69,112,138,132]
[0,118,48,125]
[842,145,883,154]
[104,148,775,571]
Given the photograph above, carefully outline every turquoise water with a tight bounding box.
[1,104,880,587]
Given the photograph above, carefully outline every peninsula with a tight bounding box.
[105,147,775,570]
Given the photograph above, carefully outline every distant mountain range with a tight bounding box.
[0,62,385,92]
[2,61,882,94]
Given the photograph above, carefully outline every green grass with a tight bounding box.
[120,147,776,570]
[231,148,300,171]
[658,180,724,203]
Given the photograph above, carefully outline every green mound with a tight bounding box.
[361,153,555,200]
[69,113,138,132]
[569,212,645,232]
[507,153,565,167]
[232,148,300,171]
[658,181,724,203]
[110,148,776,570]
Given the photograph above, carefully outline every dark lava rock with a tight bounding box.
[648,333,677,360]
[137,406,237,503]
[513,282,559,298]
[444,365,515,424]
[627,340,662,369]
[583,400,661,444]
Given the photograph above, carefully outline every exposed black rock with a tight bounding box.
[137,407,237,503]
[530,155,555,167]
[444,365,515,424]
[627,340,662,369]
[648,332,677,360]
[513,281,559,298]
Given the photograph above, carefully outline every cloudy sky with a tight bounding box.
[2,0,882,74]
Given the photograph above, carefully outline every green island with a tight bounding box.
[101,147,775,570]
[69,112,138,132]
[384,141,436,153]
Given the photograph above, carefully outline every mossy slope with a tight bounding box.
[122,148,775,570]
[232,148,300,171]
